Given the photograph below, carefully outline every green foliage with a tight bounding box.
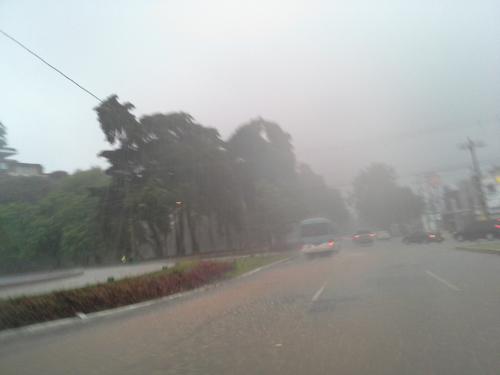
[0,168,108,205]
[0,96,351,272]
[0,203,38,270]
[96,98,242,256]
[56,168,109,194]
[0,176,55,204]
[0,169,109,273]
[94,100,351,254]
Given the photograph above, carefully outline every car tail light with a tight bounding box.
[328,240,335,248]
[353,234,360,239]
[495,224,500,229]
[428,234,436,238]
[369,233,376,237]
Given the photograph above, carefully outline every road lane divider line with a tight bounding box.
[312,281,328,302]
[425,270,461,291]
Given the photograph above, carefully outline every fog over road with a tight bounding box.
[1,241,499,375]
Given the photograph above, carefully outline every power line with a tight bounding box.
[0,29,103,102]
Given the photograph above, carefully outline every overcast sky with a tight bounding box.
[1,0,499,188]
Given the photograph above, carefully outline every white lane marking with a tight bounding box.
[425,270,461,291]
[238,257,292,279]
[240,267,263,278]
[312,281,328,302]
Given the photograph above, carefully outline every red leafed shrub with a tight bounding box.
[0,261,233,330]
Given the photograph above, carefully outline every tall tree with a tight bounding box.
[227,117,296,185]
[95,96,239,257]
[140,112,233,254]
[227,118,301,248]
[297,163,349,229]
[0,122,6,148]
[95,97,349,255]
[352,163,423,229]
[0,121,17,156]
[95,96,152,258]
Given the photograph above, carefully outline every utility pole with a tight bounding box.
[459,138,489,220]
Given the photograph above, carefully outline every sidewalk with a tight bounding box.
[0,250,293,299]
[0,260,174,299]
[0,269,84,288]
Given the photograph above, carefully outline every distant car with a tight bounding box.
[299,217,340,257]
[402,231,444,244]
[352,230,376,245]
[375,230,391,240]
[453,219,500,241]
[426,232,444,243]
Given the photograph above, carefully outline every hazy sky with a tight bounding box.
[1,0,499,188]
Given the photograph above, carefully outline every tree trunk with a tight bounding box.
[150,224,164,258]
[175,210,185,256]
[186,208,200,254]
[224,222,233,251]
[208,213,216,251]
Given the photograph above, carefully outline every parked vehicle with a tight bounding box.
[299,217,339,257]
[352,230,376,245]
[453,220,500,241]
[403,231,444,244]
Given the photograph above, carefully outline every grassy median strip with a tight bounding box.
[456,242,500,254]
[227,254,288,277]
[0,255,287,331]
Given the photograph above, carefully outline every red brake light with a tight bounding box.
[369,233,376,237]
[428,234,436,238]
[495,224,500,229]
[353,234,360,239]
[328,240,335,248]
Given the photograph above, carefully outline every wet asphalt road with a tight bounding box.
[1,241,500,375]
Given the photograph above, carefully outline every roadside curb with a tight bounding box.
[455,246,500,255]
[0,255,293,343]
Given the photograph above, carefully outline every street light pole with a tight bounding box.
[459,138,489,220]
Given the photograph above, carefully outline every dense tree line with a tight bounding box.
[0,96,349,272]
[352,163,424,231]
[0,99,427,273]
[94,96,349,260]
[0,169,109,272]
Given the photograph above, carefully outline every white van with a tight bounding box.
[299,217,340,256]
